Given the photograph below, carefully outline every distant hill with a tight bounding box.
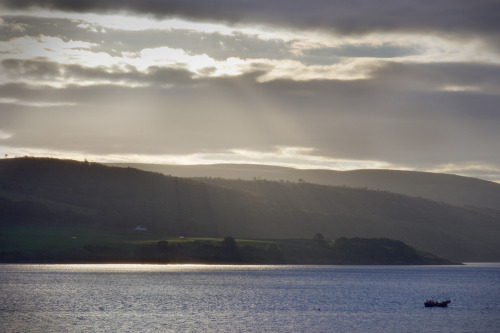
[107,163,500,209]
[1,157,500,262]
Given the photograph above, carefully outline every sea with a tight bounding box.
[1,263,499,332]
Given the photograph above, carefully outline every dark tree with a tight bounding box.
[221,236,237,251]
[314,233,325,245]
[220,236,240,261]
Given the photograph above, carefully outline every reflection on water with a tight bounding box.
[1,264,499,332]
[18,263,284,272]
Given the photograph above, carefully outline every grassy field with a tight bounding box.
[0,226,121,251]
[0,226,192,251]
[0,225,285,251]
[0,225,454,265]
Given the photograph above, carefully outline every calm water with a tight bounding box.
[1,264,499,332]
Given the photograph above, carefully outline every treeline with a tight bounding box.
[0,236,456,265]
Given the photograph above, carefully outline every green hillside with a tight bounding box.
[1,157,499,262]
[0,226,454,265]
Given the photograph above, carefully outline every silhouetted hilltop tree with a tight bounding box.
[313,233,326,246]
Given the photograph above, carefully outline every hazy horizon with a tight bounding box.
[1,0,499,182]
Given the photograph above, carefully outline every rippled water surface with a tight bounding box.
[1,264,499,332]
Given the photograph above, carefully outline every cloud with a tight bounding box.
[0,97,75,107]
[0,47,379,86]
[1,60,499,167]
[0,129,12,140]
[429,163,500,184]
[371,62,500,94]
[2,58,61,78]
[2,15,499,88]
[1,3,499,183]
[4,0,499,37]
[297,43,420,67]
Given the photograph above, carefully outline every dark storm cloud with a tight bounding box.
[2,58,61,77]
[4,0,499,36]
[0,16,87,42]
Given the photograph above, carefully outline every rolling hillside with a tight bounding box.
[107,163,500,209]
[1,157,500,261]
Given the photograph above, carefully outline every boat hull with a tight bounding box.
[424,300,450,307]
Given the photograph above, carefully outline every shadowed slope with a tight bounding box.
[1,158,499,261]
[108,163,500,209]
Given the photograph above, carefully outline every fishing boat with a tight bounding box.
[424,300,451,307]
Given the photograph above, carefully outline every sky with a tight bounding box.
[0,0,499,182]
